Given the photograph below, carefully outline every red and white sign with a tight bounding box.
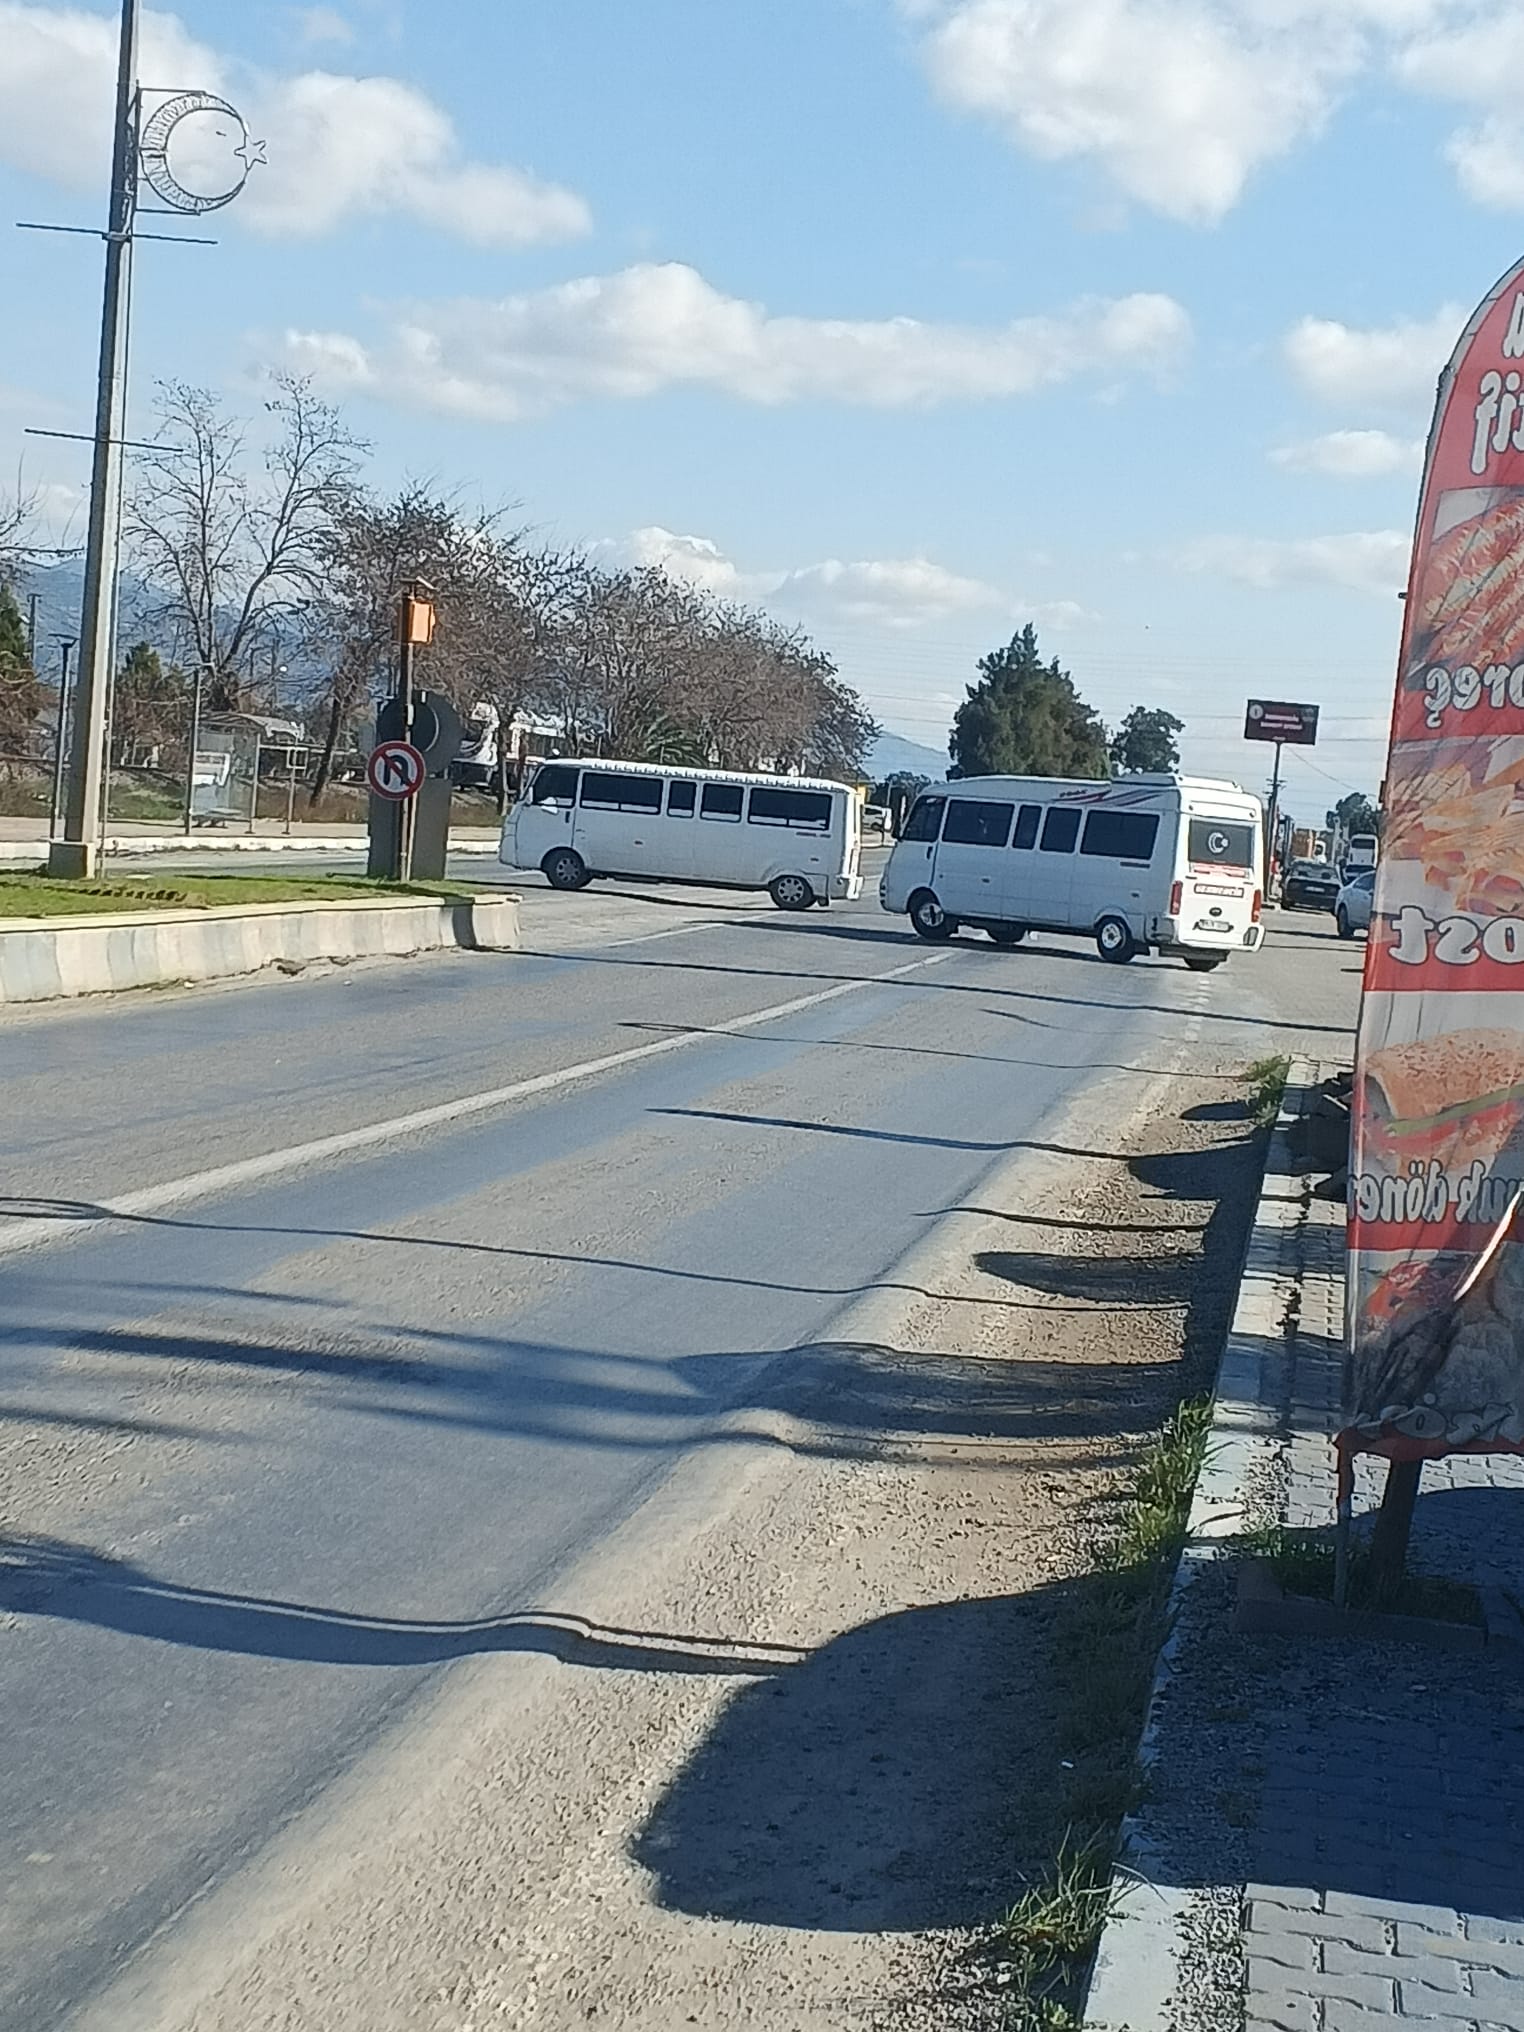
[367,739,426,801]
[1347,256,1524,1471]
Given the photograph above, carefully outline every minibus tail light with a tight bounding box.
[1169,880,1182,917]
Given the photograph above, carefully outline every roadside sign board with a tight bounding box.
[1244,699,1320,745]
[367,738,426,801]
[1347,253,1524,1483]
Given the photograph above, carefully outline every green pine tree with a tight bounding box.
[1109,705,1184,774]
[948,625,1110,780]
[0,584,45,751]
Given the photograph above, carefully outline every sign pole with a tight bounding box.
[1267,739,1284,888]
[396,601,415,884]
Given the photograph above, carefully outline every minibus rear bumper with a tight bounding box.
[1156,918,1264,953]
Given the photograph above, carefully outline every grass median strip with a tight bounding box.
[992,1393,1213,2030]
[0,872,478,919]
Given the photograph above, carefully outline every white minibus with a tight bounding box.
[500,758,864,909]
[879,773,1264,967]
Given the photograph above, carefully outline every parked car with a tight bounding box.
[1281,857,1342,910]
[1334,868,1375,939]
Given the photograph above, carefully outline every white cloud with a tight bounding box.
[602,526,1082,633]
[0,3,590,246]
[1281,306,1461,413]
[1175,530,1410,597]
[1396,15,1524,209]
[1269,428,1425,477]
[295,5,354,45]
[773,557,1009,629]
[281,261,1192,421]
[618,526,764,600]
[911,0,1370,224]
[909,0,1524,222]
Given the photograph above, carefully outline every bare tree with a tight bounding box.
[304,487,536,803]
[0,481,41,591]
[127,374,366,712]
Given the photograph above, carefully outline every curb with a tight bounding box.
[0,833,501,868]
[1082,1056,1316,2031]
[0,892,520,1005]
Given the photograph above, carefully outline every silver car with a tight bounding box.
[1334,869,1375,939]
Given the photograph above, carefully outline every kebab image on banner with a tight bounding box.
[1348,258,1524,1591]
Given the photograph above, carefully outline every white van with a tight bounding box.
[878,773,1264,968]
[1343,832,1379,877]
[501,758,864,909]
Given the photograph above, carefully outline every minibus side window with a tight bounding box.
[900,796,945,841]
[667,780,697,816]
[1040,808,1081,854]
[529,765,578,806]
[1012,803,1041,850]
[700,783,744,822]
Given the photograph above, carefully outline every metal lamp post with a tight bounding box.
[182,662,207,836]
[49,637,76,837]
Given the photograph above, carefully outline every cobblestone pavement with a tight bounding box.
[1088,1075,1524,2032]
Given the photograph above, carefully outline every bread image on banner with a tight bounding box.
[1362,1027,1524,1177]
[1411,494,1524,670]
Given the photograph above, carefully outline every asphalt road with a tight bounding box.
[0,883,1360,2030]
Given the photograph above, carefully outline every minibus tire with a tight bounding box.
[1095,914,1137,963]
[1182,952,1226,972]
[987,924,1027,947]
[542,848,590,891]
[908,891,955,941]
[1335,908,1353,940]
[769,874,816,911]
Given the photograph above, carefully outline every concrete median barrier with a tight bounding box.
[0,892,520,1005]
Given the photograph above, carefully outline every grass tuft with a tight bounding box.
[1249,1522,1483,1627]
[990,1393,1214,2024]
[1241,1055,1292,1129]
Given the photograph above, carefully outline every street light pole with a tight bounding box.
[48,0,138,880]
[49,638,76,838]
[183,662,205,835]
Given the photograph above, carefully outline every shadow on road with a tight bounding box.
[515,941,1354,1034]
[633,1587,1050,1933]
[0,1537,805,1675]
[2,1196,1120,1315]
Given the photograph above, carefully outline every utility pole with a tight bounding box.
[47,0,138,880]
[26,592,39,664]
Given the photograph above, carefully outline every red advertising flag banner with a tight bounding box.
[1348,256,1524,1468]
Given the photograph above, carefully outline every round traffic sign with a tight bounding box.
[367,738,426,801]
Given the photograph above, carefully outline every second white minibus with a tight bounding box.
[879,773,1264,967]
[501,758,864,909]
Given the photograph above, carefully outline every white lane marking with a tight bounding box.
[0,953,949,1257]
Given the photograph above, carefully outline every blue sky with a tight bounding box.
[4,0,1524,823]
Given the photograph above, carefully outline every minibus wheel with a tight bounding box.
[542,848,591,891]
[987,924,1027,947]
[769,874,816,911]
[908,890,956,941]
[1095,914,1137,963]
[1182,952,1226,971]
